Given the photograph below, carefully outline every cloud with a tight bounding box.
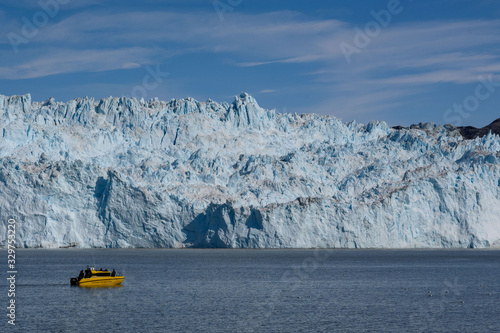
[0,47,156,79]
[258,89,276,94]
[303,19,500,119]
[0,0,112,11]
[5,9,499,82]
[1,9,350,79]
[121,62,141,69]
[238,55,329,67]
[2,6,500,123]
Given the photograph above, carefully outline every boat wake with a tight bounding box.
[13,283,67,287]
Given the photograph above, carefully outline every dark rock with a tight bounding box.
[457,118,500,139]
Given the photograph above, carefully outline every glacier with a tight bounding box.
[0,92,499,248]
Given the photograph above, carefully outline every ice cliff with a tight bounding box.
[1,93,499,248]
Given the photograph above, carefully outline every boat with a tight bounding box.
[70,267,124,287]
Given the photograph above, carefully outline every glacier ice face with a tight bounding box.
[0,92,499,248]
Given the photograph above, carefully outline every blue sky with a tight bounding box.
[1,0,500,126]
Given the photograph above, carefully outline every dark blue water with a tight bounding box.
[1,249,499,332]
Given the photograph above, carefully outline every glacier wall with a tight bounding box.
[0,93,499,248]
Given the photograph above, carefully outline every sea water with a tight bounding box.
[1,249,499,332]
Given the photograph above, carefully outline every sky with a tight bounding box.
[1,0,500,127]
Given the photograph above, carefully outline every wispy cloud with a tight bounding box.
[0,47,157,79]
[0,9,349,79]
[0,0,113,11]
[2,6,500,123]
[258,89,276,94]
[5,9,499,78]
[238,55,329,67]
[306,19,500,118]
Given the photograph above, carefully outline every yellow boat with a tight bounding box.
[71,268,124,287]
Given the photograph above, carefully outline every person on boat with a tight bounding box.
[85,266,91,278]
[78,270,84,280]
[111,269,116,277]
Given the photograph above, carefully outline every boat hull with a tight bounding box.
[75,276,124,288]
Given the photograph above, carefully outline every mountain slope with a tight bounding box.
[458,118,500,140]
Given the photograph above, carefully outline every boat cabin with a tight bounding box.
[91,270,112,276]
